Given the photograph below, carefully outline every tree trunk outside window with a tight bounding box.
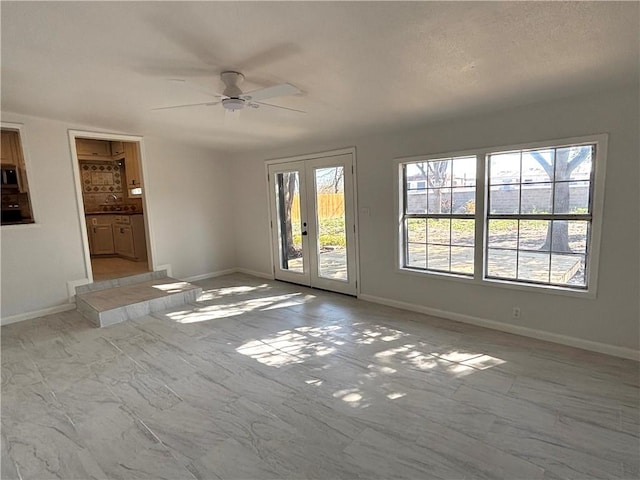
[530,147,590,253]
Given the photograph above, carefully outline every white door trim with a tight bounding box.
[265,147,357,166]
[67,130,155,283]
[264,147,360,295]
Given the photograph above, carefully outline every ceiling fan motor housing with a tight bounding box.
[220,71,246,110]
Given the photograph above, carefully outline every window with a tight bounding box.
[486,145,593,288]
[397,135,606,294]
[401,156,477,276]
[1,125,35,226]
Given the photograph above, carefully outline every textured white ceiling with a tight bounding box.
[2,2,638,153]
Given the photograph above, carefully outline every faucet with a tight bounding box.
[106,194,118,204]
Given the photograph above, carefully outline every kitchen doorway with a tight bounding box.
[266,148,359,296]
[69,131,153,283]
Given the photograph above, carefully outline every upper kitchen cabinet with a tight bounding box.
[111,141,125,158]
[123,142,142,196]
[76,139,112,160]
[1,130,21,166]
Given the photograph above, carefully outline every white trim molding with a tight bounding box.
[181,268,237,283]
[1,304,76,326]
[154,264,173,277]
[66,130,155,284]
[359,293,639,361]
[236,268,274,279]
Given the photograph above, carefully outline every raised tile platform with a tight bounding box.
[76,273,202,327]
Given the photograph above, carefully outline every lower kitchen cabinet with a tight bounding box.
[86,213,147,261]
[90,224,115,254]
[114,224,135,257]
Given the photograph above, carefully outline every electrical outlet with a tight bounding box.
[512,307,521,320]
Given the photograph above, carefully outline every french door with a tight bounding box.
[268,153,357,296]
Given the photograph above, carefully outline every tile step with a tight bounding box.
[75,269,169,295]
[76,277,201,327]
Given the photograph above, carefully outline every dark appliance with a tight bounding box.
[1,166,19,187]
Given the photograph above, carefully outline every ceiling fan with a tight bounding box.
[153,71,305,114]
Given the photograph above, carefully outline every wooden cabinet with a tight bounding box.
[111,141,125,158]
[123,142,142,197]
[86,214,146,260]
[1,130,20,166]
[87,215,115,255]
[76,139,112,160]
[114,225,135,257]
[90,224,115,254]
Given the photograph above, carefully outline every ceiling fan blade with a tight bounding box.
[152,101,220,111]
[235,43,301,72]
[253,101,306,114]
[168,79,223,98]
[242,83,301,102]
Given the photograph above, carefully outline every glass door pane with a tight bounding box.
[274,171,303,273]
[314,166,348,281]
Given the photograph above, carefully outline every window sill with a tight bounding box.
[397,266,596,299]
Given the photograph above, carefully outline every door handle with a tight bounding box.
[302,231,308,236]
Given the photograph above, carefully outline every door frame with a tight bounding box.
[68,130,155,283]
[264,147,360,296]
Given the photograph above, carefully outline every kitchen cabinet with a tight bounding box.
[113,215,147,260]
[87,215,115,255]
[123,142,142,198]
[86,214,146,260]
[1,130,20,166]
[111,141,125,158]
[76,139,112,160]
[114,224,135,257]
[90,224,115,254]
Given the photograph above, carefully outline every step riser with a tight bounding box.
[75,274,201,327]
[77,287,202,327]
[76,270,168,295]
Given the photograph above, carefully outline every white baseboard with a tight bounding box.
[235,268,274,280]
[358,294,639,361]
[1,303,76,326]
[67,278,91,301]
[182,268,237,282]
[154,264,172,277]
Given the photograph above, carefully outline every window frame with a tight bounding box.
[395,134,607,298]
[401,155,478,277]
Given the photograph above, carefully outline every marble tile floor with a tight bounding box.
[1,273,638,479]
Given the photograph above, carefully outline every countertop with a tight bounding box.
[85,211,143,216]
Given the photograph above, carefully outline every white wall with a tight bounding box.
[232,86,639,353]
[1,113,236,321]
[141,137,236,280]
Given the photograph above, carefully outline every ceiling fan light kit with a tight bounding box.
[222,97,245,111]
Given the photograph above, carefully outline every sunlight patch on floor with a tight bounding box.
[152,282,193,293]
[333,388,367,407]
[167,293,311,323]
[197,284,269,301]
